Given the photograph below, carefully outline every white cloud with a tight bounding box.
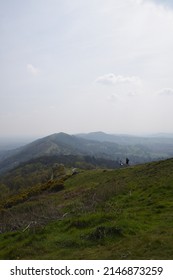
[95,73,141,86]
[142,0,173,8]
[158,88,173,96]
[27,64,40,76]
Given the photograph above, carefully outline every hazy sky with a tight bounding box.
[1,0,173,137]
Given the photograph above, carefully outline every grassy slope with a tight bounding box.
[0,159,173,259]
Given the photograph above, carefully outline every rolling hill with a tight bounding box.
[77,131,173,151]
[0,157,173,259]
[1,132,173,174]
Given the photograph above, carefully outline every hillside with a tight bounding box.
[1,132,173,174]
[0,133,121,173]
[0,158,173,259]
[0,154,120,193]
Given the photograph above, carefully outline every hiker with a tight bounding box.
[126,158,129,165]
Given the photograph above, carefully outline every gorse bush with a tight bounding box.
[1,179,65,209]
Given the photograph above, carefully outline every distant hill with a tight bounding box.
[77,131,137,144]
[77,131,173,145]
[77,131,173,158]
[0,132,120,173]
[0,132,173,174]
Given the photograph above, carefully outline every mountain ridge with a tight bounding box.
[1,131,173,174]
[76,131,173,144]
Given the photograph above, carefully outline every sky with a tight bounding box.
[1,0,173,138]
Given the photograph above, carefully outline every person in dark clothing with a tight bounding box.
[126,158,129,165]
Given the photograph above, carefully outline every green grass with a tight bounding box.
[0,159,173,259]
